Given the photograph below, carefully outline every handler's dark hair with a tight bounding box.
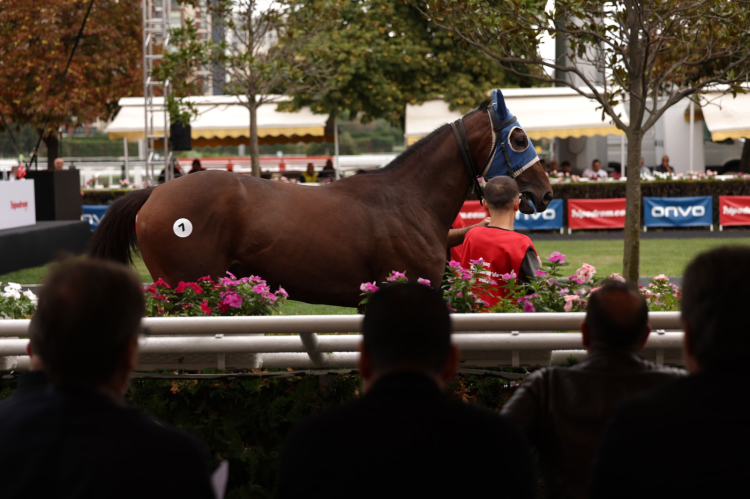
[363,283,451,374]
[29,259,144,389]
[585,281,649,348]
[483,176,520,210]
[681,246,750,367]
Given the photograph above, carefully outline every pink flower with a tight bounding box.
[265,293,278,303]
[197,275,214,283]
[417,278,431,286]
[175,281,203,294]
[386,270,408,282]
[460,270,473,281]
[200,300,212,315]
[476,298,489,307]
[535,269,549,277]
[500,270,517,280]
[575,263,596,284]
[226,271,237,280]
[653,274,669,281]
[609,273,626,282]
[589,286,601,294]
[457,292,463,297]
[563,294,580,312]
[549,251,566,264]
[360,282,379,293]
[470,258,485,266]
[523,300,536,313]
[252,283,270,294]
[276,287,289,298]
[153,277,172,289]
[448,260,462,269]
[221,292,243,309]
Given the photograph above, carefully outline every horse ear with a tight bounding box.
[492,88,512,122]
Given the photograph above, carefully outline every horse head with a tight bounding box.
[482,89,553,214]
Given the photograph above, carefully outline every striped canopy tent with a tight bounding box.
[404,87,628,147]
[697,86,750,141]
[106,96,333,147]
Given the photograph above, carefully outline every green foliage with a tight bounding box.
[291,0,538,125]
[0,283,36,319]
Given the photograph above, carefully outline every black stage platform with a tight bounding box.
[0,221,90,275]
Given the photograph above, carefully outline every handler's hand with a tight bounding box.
[479,217,491,227]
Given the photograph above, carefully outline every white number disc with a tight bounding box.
[173,218,193,238]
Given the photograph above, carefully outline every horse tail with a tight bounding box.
[87,187,155,266]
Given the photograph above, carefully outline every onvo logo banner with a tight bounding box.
[643,196,712,228]
[514,199,563,231]
[719,196,750,228]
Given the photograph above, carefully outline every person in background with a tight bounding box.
[53,157,64,170]
[226,160,234,172]
[277,283,535,498]
[455,176,540,306]
[157,161,183,183]
[502,281,684,499]
[655,155,675,174]
[583,159,608,179]
[447,212,490,261]
[561,161,573,175]
[0,259,215,498]
[188,158,205,174]
[323,158,334,171]
[639,158,651,176]
[590,246,750,499]
[301,162,318,183]
[548,160,559,174]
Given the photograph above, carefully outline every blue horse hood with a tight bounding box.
[484,89,540,179]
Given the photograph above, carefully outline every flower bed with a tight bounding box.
[0,283,37,319]
[360,252,681,313]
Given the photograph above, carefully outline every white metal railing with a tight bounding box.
[0,313,685,371]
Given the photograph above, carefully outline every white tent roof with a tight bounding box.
[698,87,750,141]
[106,96,330,145]
[405,87,627,146]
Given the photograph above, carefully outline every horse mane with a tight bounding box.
[369,98,492,174]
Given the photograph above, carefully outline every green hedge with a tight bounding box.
[82,189,133,205]
[0,372,520,498]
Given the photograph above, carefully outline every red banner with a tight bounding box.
[568,198,626,230]
[459,200,489,223]
[719,196,750,227]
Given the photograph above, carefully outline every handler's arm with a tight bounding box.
[447,217,491,248]
[519,247,541,284]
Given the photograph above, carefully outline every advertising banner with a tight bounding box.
[643,196,712,228]
[459,199,563,231]
[0,180,36,231]
[568,198,626,230]
[719,196,750,228]
[82,205,109,232]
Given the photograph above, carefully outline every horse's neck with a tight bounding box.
[390,125,486,229]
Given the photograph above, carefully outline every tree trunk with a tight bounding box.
[623,131,643,283]
[740,138,750,173]
[42,134,59,170]
[249,97,260,177]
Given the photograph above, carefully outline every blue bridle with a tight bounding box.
[451,89,540,201]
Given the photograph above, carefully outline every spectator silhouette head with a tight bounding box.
[592,159,602,172]
[582,281,650,351]
[681,246,750,372]
[360,283,457,390]
[29,259,144,393]
[548,160,559,172]
[561,161,572,174]
[53,158,64,170]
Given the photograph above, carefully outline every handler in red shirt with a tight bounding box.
[456,176,540,306]
[448,212,490,261]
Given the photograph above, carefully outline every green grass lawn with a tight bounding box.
[2,237,749,314]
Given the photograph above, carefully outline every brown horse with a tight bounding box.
[88,98,552,307]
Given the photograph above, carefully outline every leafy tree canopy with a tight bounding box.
[0,0,142,166]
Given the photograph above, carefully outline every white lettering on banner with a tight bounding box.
[571,209,625,219]
[651,205,706,218]
[723,205,750,216]
[515,209,557,221]
[460,211,486,220]
[10,201,28,211]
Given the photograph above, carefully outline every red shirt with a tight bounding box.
[449,215,467,261]
[455,226,538,306]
